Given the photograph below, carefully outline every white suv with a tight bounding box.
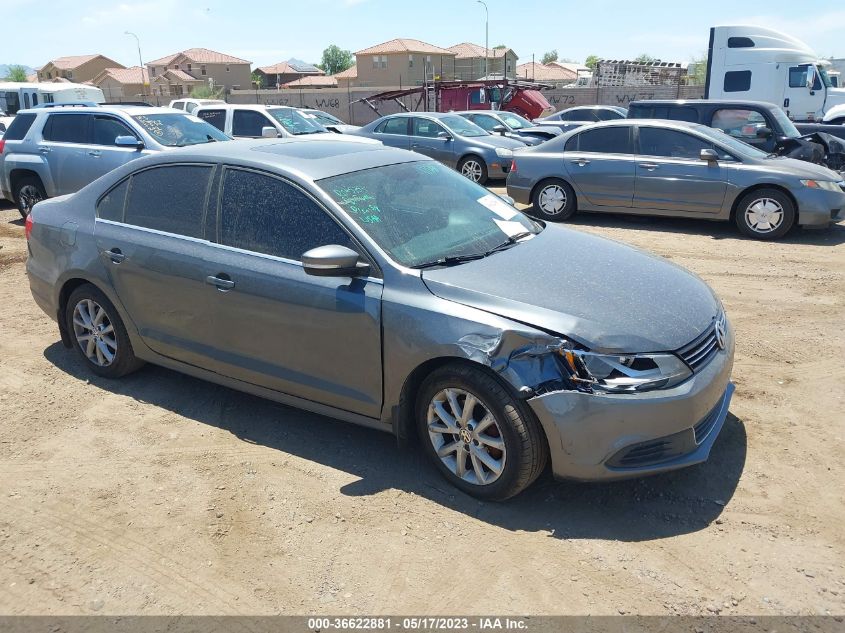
[195,103,336,139]
[169,98,225,114]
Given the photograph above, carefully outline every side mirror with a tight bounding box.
[756,126,773,138]
[261,126,280,138]
[437,130,452,140]
[806,66,816,91]
[492,125,507,135]
[700,148,719,162]
[115,135,144,149]
[302,244,369,277]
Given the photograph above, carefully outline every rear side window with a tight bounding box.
[629,105,698,122]
[723,71,752,92]
[3,113,36,140]
[172,102,185,110]
[375,118,409,135]
[560,109,596,122]
[569,126,633,153]
[219,169,353,261]
[43,114,90,143]
[124,165,213,238]
[594,109,624,121]
[232,110,273,137]
[196,109,226,131]
[97,179,129,222]
[711,109,767,140]
[638,127,713,160]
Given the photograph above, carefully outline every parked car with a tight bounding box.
[353,112,525,183]
[299,108,360,134]
[27,137,735,500]
[169,98,225,114]
[195,103,332,139]
[455,110,560,146]
[507,119,845,240]
[627,99,845,171]
[537,106,628,133]
[0,104,230,218]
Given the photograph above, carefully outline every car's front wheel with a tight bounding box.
[416,363,548,501]
[458,155,488,184]
[735,188,795,240]
[14,175,46,220]
[532,178,576,221]
[65,284,144,378]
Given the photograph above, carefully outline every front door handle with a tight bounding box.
[206,274,235,291]
[638,163,659,170]
[571,158,591,166]
[88,150,102,157]
[38,147,51,154]
[105,248,125,263]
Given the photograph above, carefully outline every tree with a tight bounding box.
[318,45,354,76]
[190,83,224,99]
[251,71,263,89]
[688,51,708,85]
[585,55,600,71]
[634,53,659,63]
[3,65,28,82]
[540,50,558,65]
[493,44,507,50]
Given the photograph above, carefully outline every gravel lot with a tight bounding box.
[0,194,843,616]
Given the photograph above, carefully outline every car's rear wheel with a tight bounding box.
[14,176,46,220]
[416,363,548,501]
[735,188,795,240]
[532,178,576,221]
[458,155,488,184]
[65,284,144,378]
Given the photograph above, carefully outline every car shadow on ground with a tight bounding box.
[44,342,747,542]
[563,212,845,246]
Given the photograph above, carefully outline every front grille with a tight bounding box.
[677,312,725,372]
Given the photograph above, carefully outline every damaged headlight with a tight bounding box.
[800,179,842,192]
[558,349,691,393]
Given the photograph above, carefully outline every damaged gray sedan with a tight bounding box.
[26,138,734,500]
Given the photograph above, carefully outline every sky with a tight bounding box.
[1,0,843,70]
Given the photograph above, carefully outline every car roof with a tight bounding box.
[561,118,717,136]
[381,111,462,120]
[194,103,295,111]
[18,105,179,117]
[629,99,779,109]
[114,137,427,182]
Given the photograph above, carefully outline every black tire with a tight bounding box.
[65,284,144,378]
[531,178,577,221]
[416,363,548,501]
[734,187,795,241]
[14,175,46,220]
[458,155,489,185]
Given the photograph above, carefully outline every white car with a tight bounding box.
[168,98,225,115]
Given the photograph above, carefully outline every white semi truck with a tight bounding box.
[705,25,845,123]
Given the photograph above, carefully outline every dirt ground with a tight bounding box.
[0,194,843,617]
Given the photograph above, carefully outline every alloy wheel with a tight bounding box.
[72,299,117,367]
[460,160,483,182]
[18,185,43,217]
[538,184,567,215]
[426,388,506,485]
[745,198,784,234]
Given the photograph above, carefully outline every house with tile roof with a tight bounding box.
[92,66,151,101]
[37,54,125,84]
[255,61,324,88]
[516,62,581,87]
[448,43,517,80]
[332,64,357,88]
[281,75,337,89]
[145,48,251,96]
[354,38,456,87]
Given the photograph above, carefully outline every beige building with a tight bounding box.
[354,39,456,87]
[448,43,518,80]
[93,66,151,102]
[37,54,125,83]
[146,48,251,96]
[255,61,323,88]
[333,65,357,88]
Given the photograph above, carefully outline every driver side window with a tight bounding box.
[412,118,445,138]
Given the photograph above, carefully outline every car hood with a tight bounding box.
[421,225,720,353]
[752,155,843,181]
[468,134,527,150]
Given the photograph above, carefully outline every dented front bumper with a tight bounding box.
[527,328,735,481]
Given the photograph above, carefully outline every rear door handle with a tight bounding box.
[638,163,659,170]
[206,274,235,291]
[104,248,125,263]
[38,147,51,154]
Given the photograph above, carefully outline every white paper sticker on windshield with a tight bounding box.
[477,193,518,220]
[494,219,528,237]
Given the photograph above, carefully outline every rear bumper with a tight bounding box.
[527,323,735,481]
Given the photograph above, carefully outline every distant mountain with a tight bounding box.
[0,64,36,79]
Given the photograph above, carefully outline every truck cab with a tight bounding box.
[705,25,845,122]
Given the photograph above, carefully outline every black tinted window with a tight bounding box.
[232,110,273,137]
[728,37,754,48]
[376,118,409,135]
[594,109,624,121]
[412,118,445,137]
[220,169,353,260]
[97,179,129,222]
[724,70,752,92]
[4,113,36,140]
[92,116,136,145]
[124,165,213,238]
[561,109,596,122]
[196,109,226,131]
[638,128,712,159]
[43,114,89,143]
[572,126,633,153]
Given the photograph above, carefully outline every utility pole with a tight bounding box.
[125,31,146,99]
[477,0,488,78]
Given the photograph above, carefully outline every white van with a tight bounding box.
[0,82,105,115]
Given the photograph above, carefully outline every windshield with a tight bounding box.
[305,110,344,126]
[132,113,230,147]
[766,107,801,139]
[440,115,489,137]
[320,161,540,268]
[498,112,532,129]
[818,66,833,89]
[268,108,328,135]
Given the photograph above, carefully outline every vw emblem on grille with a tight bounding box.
[714,319,727,350]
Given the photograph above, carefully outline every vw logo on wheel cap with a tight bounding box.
[714,319,727,350]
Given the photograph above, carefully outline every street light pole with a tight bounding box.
[124,31,146,99]
[477,0,488,78]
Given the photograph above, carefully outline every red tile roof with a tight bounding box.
[147,48,250,66]
[282,75,337,88]
[515,62,578,81]
[47,54,123,70]
[356,39,454,56]
[95,66,150,85]
[333,65,357,79]
[447,43,513,59]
